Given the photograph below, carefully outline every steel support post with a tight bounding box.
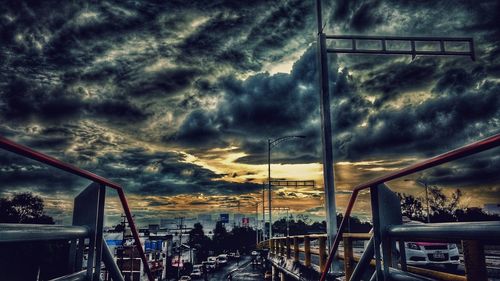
[319,236,327,273]
[293,237,299,262]
[462,240,487,281]
[316,1,338,266]
[304,236,311,267]
[343,236,354,280]
[263,184,266,241]
[268,139,272,240]
[286,237,291,259]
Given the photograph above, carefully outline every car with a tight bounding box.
[366,219,461,269]
[401,220,460,269]
[190,264,203,278]
[217,254,228,266]
[179,276,191,281]
[205,258,218,271]
[251,250,259,256]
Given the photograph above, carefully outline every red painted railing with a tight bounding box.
[319,133,500,281]
[0,136,154,281]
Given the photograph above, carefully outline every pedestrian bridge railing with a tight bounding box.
[0,136,154,281]
[259,133,500,281]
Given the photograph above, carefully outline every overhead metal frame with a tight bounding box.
[268,180,315,187]
[326,35,475,60]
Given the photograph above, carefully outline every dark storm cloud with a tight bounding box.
[1,0,499,213]
[0,76,149,125]
[362,59,438,104]
[0,151,87,195]
[339,78,500,159]
[422,151,500,186]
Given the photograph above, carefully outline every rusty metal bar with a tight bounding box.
[286,237,291,259]
[293,237,299,262]
[0,224,89,242]
[304,236,311,267]
[462,240,488,281]
[0,136,154,281]
[319,133,500,281]
[280,238,285,257]
[319,236,327,273]
[343,236,354,280]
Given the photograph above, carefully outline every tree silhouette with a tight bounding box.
[0,192,54,224]
[398,189,499,223]
[212,221,229,254]
[188,223,211,262]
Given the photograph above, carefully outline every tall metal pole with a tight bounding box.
[425,183,431,223]
[286,209,289,237]
[268,139,272,240]
[256,203,259,244]
[316,0,338,253]
[262,184,266,241]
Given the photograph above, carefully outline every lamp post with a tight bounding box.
[416,180,431,223]
[268,136,305,239]
[405,178,431,223]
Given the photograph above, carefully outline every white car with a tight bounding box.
[179,276,191,281]
[190,264,202,278]
[399,220,460,269]
[206,257,218,270]
[403,241,459,269]
[216,254,228,266]
[364,220,460,269]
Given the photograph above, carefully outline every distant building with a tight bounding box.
[484,204,500,215]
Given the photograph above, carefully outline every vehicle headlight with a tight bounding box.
[407,242,420,250]
[449,244,457,249]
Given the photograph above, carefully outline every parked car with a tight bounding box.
[217,254,228,266]
[366,220,460,269]
[190,264,203,279]
[402,220,460,269]
[179,276,191,281]
[206,257,218,271]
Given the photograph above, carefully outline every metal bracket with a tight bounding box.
[72,182,106,281]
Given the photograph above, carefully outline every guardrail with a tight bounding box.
[264,231,480,281]
[318,133,500,281]
[0,136,154,281]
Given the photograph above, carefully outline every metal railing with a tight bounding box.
[0,136,154,281]
[318,133,500,281]
[263,231,482,281]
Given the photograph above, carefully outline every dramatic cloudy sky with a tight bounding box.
[0,0,499,225]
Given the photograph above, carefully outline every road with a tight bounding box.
[203,256,262,281]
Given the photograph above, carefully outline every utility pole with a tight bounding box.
[255,203,259,244]
[262,184,265,241]
[268,139,272,240]
[176,217,185,279]
[267,136,305,241]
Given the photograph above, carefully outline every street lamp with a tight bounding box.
[267,135,306,239]
[416,180,431,223]
[405,178,431,223]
